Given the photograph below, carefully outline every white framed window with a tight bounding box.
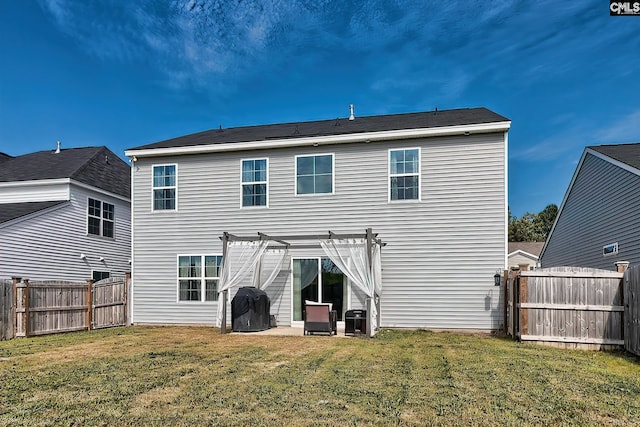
[153,164,177,211]
[87,198,115,238]
[241,158,268,207]
[389,148,420,201]
[603,242,619,257]
[295,153,334,195]
[177,255,222,302]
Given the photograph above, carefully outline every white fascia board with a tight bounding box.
[0,178,70,189]
[586,148,640,177]
[125,121,512,158]
[508,250,540,260]
[70,179,131,203]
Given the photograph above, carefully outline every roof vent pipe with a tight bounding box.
[348,104,355,121]
[55,141,61,154]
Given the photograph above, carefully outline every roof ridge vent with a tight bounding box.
[55,141,61,154]
[348,104,355,121]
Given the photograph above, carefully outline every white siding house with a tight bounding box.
[126,107,510,330]
[0,146,131,281]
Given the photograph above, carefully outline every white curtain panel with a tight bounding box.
[257,248,288,291]
[319,238,381,334]
[216,240,269,326]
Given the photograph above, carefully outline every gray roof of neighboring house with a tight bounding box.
[0,147,130,198]
[508,241,545,257]
[0,201,67,224]
[0,153,13,162]
[589,142,640,171]
[129,107,509,151]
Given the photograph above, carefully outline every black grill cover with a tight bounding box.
[231,287,271,332]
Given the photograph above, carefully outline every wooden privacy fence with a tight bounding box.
[4,275,129,339]
[505,266,631,351]
[624,267,640,356]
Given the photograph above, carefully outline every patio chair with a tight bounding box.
[303,302,337,336]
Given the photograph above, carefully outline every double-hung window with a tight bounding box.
[153,164,177,210]
[88,198,115,238]
[241,158,268,207]
[296,154,334,195]
[389,148,420,201]
[178,255,222,302]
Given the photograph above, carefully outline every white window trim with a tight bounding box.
[294,153,335,196]
[176,254,222,303]
[240,157,269,208]
[151,163,178,212]
[388,147,421,202]
[86,197,116,239]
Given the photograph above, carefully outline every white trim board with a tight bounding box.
[125,122,512,158]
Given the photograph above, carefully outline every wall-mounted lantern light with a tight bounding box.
[494,271,502,286]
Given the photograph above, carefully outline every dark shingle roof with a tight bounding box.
[0,201,67,224]
[0,153,13,163]
[0,147,130,198]
[508,242,545,256]
[129,107,509,151]
[589,143,640,171]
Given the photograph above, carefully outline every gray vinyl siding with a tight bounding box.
[540,153,640,270]
[0,185,131,281]
[132,132,506,329]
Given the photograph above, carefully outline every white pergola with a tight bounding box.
[217,228,384,337]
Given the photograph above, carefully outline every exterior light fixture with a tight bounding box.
[493,271,502,286]
[80,253,87,260]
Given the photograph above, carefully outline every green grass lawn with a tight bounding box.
[0,327,639,426]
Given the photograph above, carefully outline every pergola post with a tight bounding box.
[221,232,229,334]
[366,228,374,338]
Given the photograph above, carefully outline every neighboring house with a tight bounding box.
[125,107,510,330]
[508,241,543,270]
[0,145,131,281]
[540,143,640,270]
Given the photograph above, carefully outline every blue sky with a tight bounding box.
[0,0,638,217]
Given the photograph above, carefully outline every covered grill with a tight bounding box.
[231,287,271,332]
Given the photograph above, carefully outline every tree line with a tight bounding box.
[509,204,558,242]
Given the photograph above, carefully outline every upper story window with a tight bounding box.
[241,158,268,207]
[178,255,222,302]
[389,148,420,201]
[153,164,177,211]
[296,154,334,195]
[88,198,115,238]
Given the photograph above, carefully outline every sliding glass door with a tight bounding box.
[292,258,347,322]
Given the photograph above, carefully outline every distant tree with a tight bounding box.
[508,204,558,242]
[533,204,558,240]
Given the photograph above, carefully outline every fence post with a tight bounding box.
[11,277,20,340]
[503,270,508,334]
[23,279,30,337]
[86,279,94,330]
[125,272,131,326]
[518,273,528,339]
